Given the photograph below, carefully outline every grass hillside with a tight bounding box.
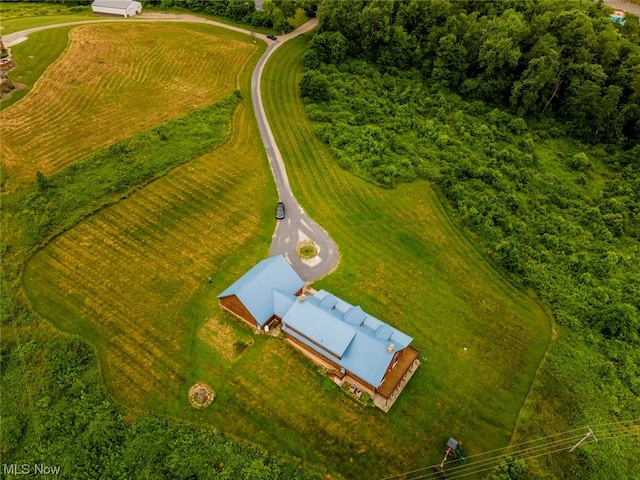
[1,22,258,187]
[0,27,74,111]
[23,97,276,408]
[14,22,550,480]
[261,35,552,478]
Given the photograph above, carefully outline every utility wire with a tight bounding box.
[403,437,589,480]
[380,432,586,480]
[401,427,640,480]
[380,422,639,480]
[437,429,640,480]
[410,426,639,480]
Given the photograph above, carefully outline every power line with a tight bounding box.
[402,427,640,480]
[404,437,588,480]
[378,430,586,480]
[380,432,586,480]
[438,429,640,480]
[380,422,639,480]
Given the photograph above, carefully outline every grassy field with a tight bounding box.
[0,1,90,20]
[0,2,94,34]
[19,23,551,480]
[260,36,553,477]
[1,22,258,188]
[24,96,276,407]
[0,26,73,112]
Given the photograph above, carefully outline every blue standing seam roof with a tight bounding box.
[344,305,366,325]
[282,290,414,388]
[273,290,297,319]
[218,258,415,388]
[217,255,304,327]
[282,300,356,359]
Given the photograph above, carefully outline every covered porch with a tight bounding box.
[374,346,420,412]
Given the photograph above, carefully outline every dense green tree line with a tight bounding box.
[300,59,640,344]
[4,0,320,31]
[312,0,640,147]
[148,0,319,31]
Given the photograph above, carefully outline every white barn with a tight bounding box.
[91,0,142,17]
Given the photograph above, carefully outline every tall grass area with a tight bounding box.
[262,35,552,478]
[0,2,93,34]
[17,92,240,251]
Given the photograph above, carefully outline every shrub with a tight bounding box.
[570,152,591,171]
[300,71,332,103]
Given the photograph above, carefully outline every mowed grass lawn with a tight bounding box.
[0,27,74,112]
[1,22,259,187]
[21,25,550,480]
[260,36,553,476]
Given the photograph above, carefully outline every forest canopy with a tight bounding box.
[311,0,640,147]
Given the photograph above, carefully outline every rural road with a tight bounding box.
[3,14,339,282]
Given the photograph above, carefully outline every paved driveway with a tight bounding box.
[250,19,340,281]
[3,14,339,282]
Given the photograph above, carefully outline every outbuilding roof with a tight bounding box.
[218,255,304,327]
[282,290,413,388]
[92,0,139,9]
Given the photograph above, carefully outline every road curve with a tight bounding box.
[251,19,340,282]
[3,14,339,282]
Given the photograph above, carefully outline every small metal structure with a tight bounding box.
[434,437,466,478]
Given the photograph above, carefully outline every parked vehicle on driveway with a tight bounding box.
[267,34,277,41]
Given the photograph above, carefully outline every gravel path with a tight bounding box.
[3,14,339,282]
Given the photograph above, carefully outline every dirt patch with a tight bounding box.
[188,382,215,409]
[0,80,25,101]
[198,315,253,362]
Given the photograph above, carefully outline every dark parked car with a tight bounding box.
[276,201,285,219]
[267,34,277,41]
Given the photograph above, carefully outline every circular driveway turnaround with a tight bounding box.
[4,14,339,282]
[3,7,635,282]
[251,19,340,282]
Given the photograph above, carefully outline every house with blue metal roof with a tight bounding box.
[217,255,305,331]
[281,290,419,411]
[218,255,419,411]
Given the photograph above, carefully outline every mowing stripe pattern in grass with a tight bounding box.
[24,100,275,407]
[1,22,257,184]
[18,93,241,251]
[260,36,552,478]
